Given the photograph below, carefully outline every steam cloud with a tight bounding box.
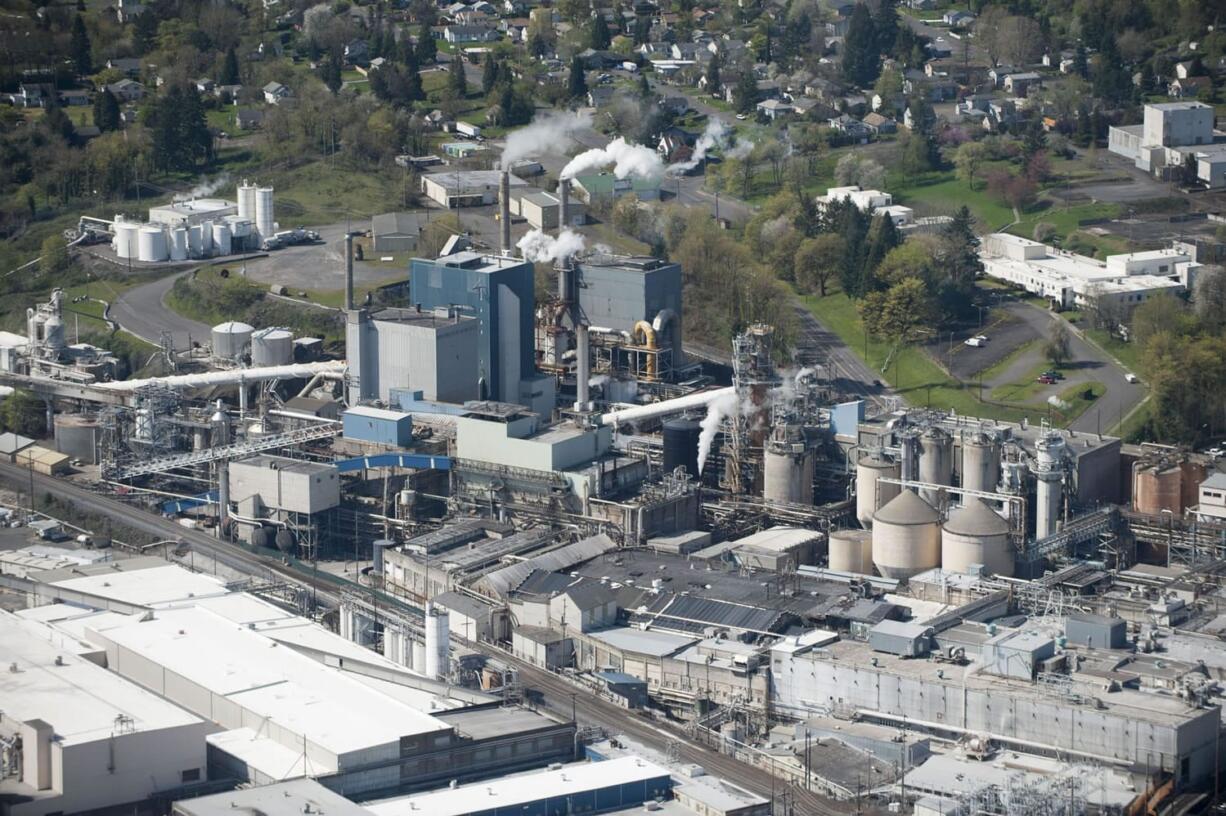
[697,392,737,475]
[724,138,754,160]
[517,228,586,263]
[174,174,231,202]
[560,137,665,182]
[501,112,593,168]
[669,119,730,173]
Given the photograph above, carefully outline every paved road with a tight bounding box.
[792,303,894,413]
[110,270,211,348]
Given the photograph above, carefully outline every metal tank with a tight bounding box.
[255,186,274,240]
[54,414,101,464]
[212,221,231,256]
[113,218,139,259]
[764,436,815,505]
[424,602,450,681]
[661,418,701,479]
[170,227,188,261]
[200,220,213,254]
[42,313,64,352]
[856,453,900,529]
[960,431,1001,494]
[1132,460,1183,515]
[917,426,953,507]
[871,490,941,580]
[211,321,254,360]
[828,529,873,574]
[137,225,167,262]
[942,498,1014,576]
[250,327,293,367]
[187,225,204,257]
[1034,431,1066,541]
[237,181,257,222]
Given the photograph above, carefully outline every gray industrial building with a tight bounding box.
[409,251,554,414]
[227,455,340,554]
[346,307,480,404]
[371,212,428,253]
[420,170,527,208]
[575,256,684,370]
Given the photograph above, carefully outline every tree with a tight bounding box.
[997,16,1043,67]
[415,26,437,64]
[859,277,936,345]
[638,73,650,98]
[448,54,467,97]
[482,55,500,94]
[706,53,721,97]
[590,13,611,49]
[1194,265,1226,333]
[1132,293,1193,348]
[732,71,758,115]
[1022,118,1047,160]
[899,131,936,174]
[941,206,981,289]
[1044,321,1072,367]
[319,51,343,93]
[132,10,158,56]
[93,89,121,133]
[70,15,92,76]
[953,142,987,190]
[569,55,587,99]
[872,67,903,112]
[842,3,880,87]
[873,0,898,56]
[834,154,885,189]
[40,235,69,277]
[795,234,845,296]
[1,391,48,438]
[220,46,240,86]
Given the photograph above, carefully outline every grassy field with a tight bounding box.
[889,172,1016,231]
[247,161,405,226]
[1086,327,1143,373]
[1005,200,1122,243]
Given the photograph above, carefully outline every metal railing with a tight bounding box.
[104,424,340,480]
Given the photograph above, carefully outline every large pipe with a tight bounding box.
[93,361,346,392]
[633,320,658,380]
[558,179,570,233]
[499,170,511,256]
[574,324,590,411]
[599,386,734,427]
[344,233,355,311]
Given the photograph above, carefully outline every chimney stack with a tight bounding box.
[499,170,511,256]
[558,179,571,234]
[574,323,590,412]
[344,233,355,311]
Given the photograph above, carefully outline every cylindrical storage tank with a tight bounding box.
[255,186,274,240]
[212,222,231,256]
[961,432,1000,494]
[250,327,293,367]
[424,602,450,680]
[137,225,167,262]
[942,498,1013,576]
[1132,461,1183,515]
[918,426,954,507]
[187,225,204,257]
[872,490,941,580]
[661,418,701,478]
[237,181,256,222]
[170,227,188,261]
[764,444,815,504]
[856,453,900,529]
[200,220,213,254]
[1034,432,1066,541]
[42,314,64,351]
[274,529,295,553]
[411,640,427,673]
[211,321,254,360]
[113,219,139,259]
[828,529,873,574]
[54,414,101,464]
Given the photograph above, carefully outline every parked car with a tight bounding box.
[1205,447,1224,458]
[964,335,988,347]
[1041,370,1065,380]
[1125,373,1139,384]
[1037,375,1057,385]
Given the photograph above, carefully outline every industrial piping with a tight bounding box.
[344,233,355,311]
[599,386,734,427]
[574,324,590,411]
[633,320,658,380]
[93,361,347,392]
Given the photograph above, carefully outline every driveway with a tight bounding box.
[110,270,211,348]
[792,303,894,413]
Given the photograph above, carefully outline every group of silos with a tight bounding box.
[111,181,271,263]
[836,426,1019,580]
[211,321,295,366]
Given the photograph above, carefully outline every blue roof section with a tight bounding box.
[334,453,451,472]
[161,490,218,514]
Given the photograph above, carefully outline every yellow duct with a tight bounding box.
[633,320,657,379]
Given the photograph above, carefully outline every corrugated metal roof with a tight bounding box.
[637,593,785,634]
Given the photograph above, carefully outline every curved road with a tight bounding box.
[110,270,211,348]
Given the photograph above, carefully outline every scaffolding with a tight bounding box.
[724,324,778,496]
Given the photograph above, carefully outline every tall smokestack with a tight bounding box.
[499,170,511,256]
[574,323,590,412]
[344,233,355,311]
[558,179,571,235]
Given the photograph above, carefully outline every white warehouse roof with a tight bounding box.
[34,558,230,608]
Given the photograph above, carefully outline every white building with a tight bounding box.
[1109,102,1225,187]
[0,611,214,816]
[979,233,1195,311]
[816,186,914,226]
[1195,472,1226,523]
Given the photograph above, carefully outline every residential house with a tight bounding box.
[871,92,905,112]
[194,78,215,94]
[905,77,958,101]
[943,9,974,26]
[235,108,265,130]
[639,42,671,59]
[1169,76,1210,98]
[657,126,696,160]
[841,93,867,114]
[262,81,291,104]
[501,18,530,41]
[1003,72,1041,97]
[444,25,499,43]
[660,96,689,115]
[670,42,702,61]
[1174,61,1197,80]
[12,83,51,108]
[757,97,794,120]
[107,79,145,102]
[356,57,387,76]
[862,112,897,135]
[57,89,91,106]
[106,57,142,77]
[926,38,952,58]
[343,39,370,66]
[907,0,936,8]
[214,84,243,101]
[829,114,871,142]
[988,66,1016,88]
[115,0,145,22]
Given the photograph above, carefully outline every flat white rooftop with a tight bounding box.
[733,526,822,552]
[367,756,672,816]
[0,611,201,746]
[37,560,229,608]
[174,778,372,816]
[207,727,316,779]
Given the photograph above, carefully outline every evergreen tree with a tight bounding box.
[132,10,158,56]
[482,55,499,94]
[1072,44,1088,78]
[1091,32,1131,106]
[863,213,901,287]
[179,86,212,166]
[93,89,121,132]
[447,54,467,96]
[590,13,611,49]
[732,70,758,114]
[415,26,437,64]
[220,47,240,86]
[70,15,91,76]
[943,205,981,288]
[569,54,587,99]
[1022,118,1047,159]
[406,65,425,102]
[638,72,650,98]
[633,15,649,45]
[873,0,898,57]
[319,51,342,93]
[44,101,74,142]
[841,3,880,88]
[706,52,721,96]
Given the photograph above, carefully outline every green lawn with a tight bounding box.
[1086,327,1143,373]
[990,358,1063,403]
[1006,201,1122,243]
[206,108,241,137]
[890,172,1016,232]
[250,161,404,226]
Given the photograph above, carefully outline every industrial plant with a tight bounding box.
[5,169,1226,816]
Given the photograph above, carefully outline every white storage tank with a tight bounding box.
[255,186,274,240]
[113,217,139,259]
[187,225,204,257]
[212,221,232,256]
[200,220,214,254]
[828,529,873,574]
[856,453,900,529]
[918,426,954,507]
[170,227,188,261]
[424,602,450,681]
[872,490,941,580]
[250,327,293,366]
[237,181,257,222]
[211,321,254,360]
[961,431,1001,494]
[137,225,167,262]
[763,441,815,505]
[942,498,1014,576]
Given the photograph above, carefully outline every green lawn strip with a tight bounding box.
[990,357,1062,403]
[1084,327,1142,374]
[1050,380,1107,426]
[889,172,1015,232]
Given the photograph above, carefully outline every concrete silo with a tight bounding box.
[872,490,941,580]
[251,327,294,367]
[764,431,815,505]
[917,426,953,507]
[424,602,450,681]
[1034,430,1066,540]
[960,431,1001,494]
[255,186,275,241]
[856,453,900,529]
[828,529,873,574]
[942,498,1014,576]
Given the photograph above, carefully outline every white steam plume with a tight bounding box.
[560,137,665,181]
[725,138,754,160]
[697,392,737,475]
[174,173,231,202]
[501,111,594,168]
[668,118,730,173]
[517,228,586,263]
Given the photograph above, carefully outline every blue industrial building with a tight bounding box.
[342,406,414,447]
[409,250,554,415]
